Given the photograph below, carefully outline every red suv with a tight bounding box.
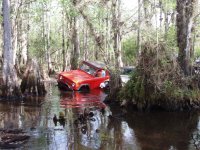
[57,61,110,91]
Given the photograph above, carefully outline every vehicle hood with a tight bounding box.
[59,70,93,83]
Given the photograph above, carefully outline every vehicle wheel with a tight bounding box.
[79,85,90,92]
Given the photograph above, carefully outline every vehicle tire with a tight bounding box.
[79,85,90,92]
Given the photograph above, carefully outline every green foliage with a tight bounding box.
[120,71,140,101]
[122,37,138,65]
[0,2,2,24]
[60,0,79,17]
[194,47,200,58]
[0,16,2,24]
[164,80,174,94]
[29,34,45,58]
[119,41,200,111]
[29,29,62,60]
[162,0,176,11]
[165,26,178,51]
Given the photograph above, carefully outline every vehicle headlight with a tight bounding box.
[72,83,75,87]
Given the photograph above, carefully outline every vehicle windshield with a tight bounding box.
[80,63,96,75]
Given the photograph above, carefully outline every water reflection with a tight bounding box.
[0,84,200,150]
[124,111,199,150]
[50,89,141,150]
[0,99,42,129]
[53,112,65,127]
[55,89,112,149]
[59,89,107,109]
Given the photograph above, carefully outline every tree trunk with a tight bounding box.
[164,2,169,40]
[11,0,21,66]
[20,59,46,96]
[2,0,21,97]
[105,4,110,63]
[105,0,123,101]
[137,0,141,56]
[27,1,30,61]
[42,2,52,75]
[12,20,17,65]
[83,22,88,61]
[70,16,79,70]
[159,0,163,30]
[143,0,151,26]
[112,0,123,68]
[46,10,52,74]
[78,8,106,62]
[62,10,67,71]
[176,0,198,75]
[106,70,122,101]
[19,2,28,66]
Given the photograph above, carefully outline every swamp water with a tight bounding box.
[0,82,200,150]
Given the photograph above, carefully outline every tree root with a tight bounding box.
[20,59,46,96]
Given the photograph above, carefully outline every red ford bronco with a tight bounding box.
[57,61,110,91]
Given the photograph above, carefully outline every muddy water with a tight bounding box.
[0,83,200,150]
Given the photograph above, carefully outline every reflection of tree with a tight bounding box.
[41,101,52,128]
[0,103,41,129]
[190,113,200,150]
[19,103,25,128]
[61,106,111,149]
[125,111,199,150]
[191,131,200,150]
[57,89,110,148]
[105,115,123,150]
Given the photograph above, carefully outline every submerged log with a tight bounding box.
[0,129,30,149]
[20,59,46,96]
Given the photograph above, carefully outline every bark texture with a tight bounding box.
[70,0,80,70]
[70,17,79,70]
[1,0,21,98]
[177,0,198,75]
[20,59,46,96]
[112,0,123,68]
